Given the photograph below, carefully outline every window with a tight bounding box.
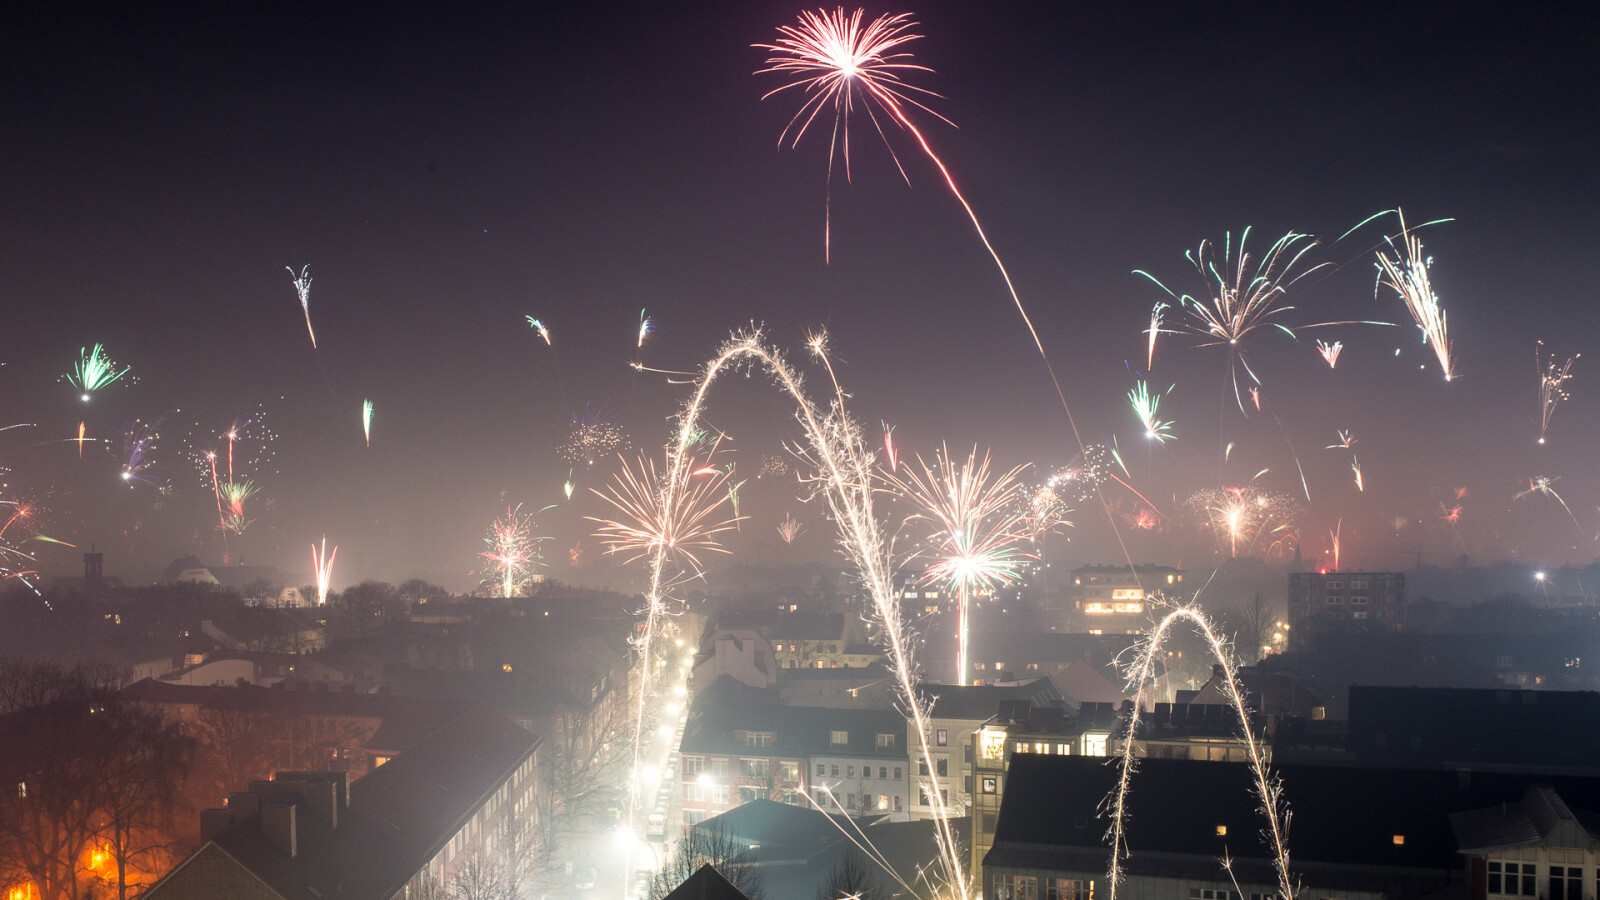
[936,729,949,746]
[1488,861,1536,896]
[1353,611,1368,620]
[936,758,948,776]
[879,767,888,779]
[740,758,770,779]
[744,732,773,748]
[780,761,799,781]
[919,760,929,776]
[893,795,903,812]
[683,756,703,776]
[1047,880,1090,900]
[817,763,826,777]
[847,765,856,777]
[993,874,1038,900]
[1350,580,1368,589]
[876,733,896,749]
[1550,866,1583,900]
[712,785,729,804]
[963,775,972,793]
[982,775,998,794]
[1326,596,1344,605]
[893,767,902,780]
[684,783,704,802]
[831,730,849,745]
[1188,890,1237,900]
[1351,596,1369,605]
[876,794,889,811]
[1084,733,1108,757]
[832,765,840,777]
[964,744,973,762]
[1325,580,1343,589]
[740,786,764,803]
[712,758,729,776]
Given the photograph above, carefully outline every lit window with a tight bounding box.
[831,730,848,745]
[1216,825,1227,836]
[1391,834,1404,845]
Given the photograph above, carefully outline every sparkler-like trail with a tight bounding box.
[1108,603,1292,900]
[622,329,968,900]
[311,536,337,605]
[1537,341,1579,445]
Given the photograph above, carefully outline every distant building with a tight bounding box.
[910,678,1066,820]
[985,754,1600,900]
[1287,570,1405,646]
[1066,565,1184,633]
[143,704,542,900]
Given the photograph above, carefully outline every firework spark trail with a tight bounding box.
[478,504,545,598]
[885,445,1033,686]
[311,536,337,605]
[1537,341,1579,445]
[1145,302,1166,370]
[1316,340,1342,368]
[1127,380,1175,444]
[637,309,654,349]
[77,421,86,458]
[67,344,131,401]
[1516,476,1584,533]
[759,9,1152,661]
[287,265,316,349]
[1351,456,1364,492]
[1330,519,1342,570]
[362,400,374,447]
[1107,601,1293,900]
[525,317,552,346]
[777,513,805,543]
[118,418,163,487]
[1326,430,1356,450]
[623,329,969,899]
[1357,209,1454,381]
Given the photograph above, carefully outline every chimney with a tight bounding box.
[227,792,262,818]
[260,804,297,858]
[199,808,235,844]
[303,779,339,829]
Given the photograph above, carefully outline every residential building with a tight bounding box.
[1451,784,1600,900]
[909,678,1066,820]
[679,676,812,825]
[143,704,542,900]
[1287,570,1405,646]
[1066,565,1184,633]
[985,754,1600,900]
[807,707,913,820]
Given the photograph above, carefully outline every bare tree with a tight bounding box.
[815,848,884,900]
[1222,591,1277,664]
[647,823,765,900]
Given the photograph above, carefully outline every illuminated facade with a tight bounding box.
[1067,565,1183,633]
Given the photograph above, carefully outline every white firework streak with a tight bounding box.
[623,329,969,900]
[1107,599,1293,900]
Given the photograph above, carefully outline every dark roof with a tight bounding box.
[206,798,413,900]
[989,754,1600,892]
[1348,686,1600,773]
[349,703,540,861]
[915,677,1063,721]
[681,680,904,759]
[665,864,752,900]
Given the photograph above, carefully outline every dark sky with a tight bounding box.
[3,1,1597,590]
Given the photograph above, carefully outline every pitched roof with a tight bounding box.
[349,703,540,860]
[664,864,752,900]
[914,678,1063,721]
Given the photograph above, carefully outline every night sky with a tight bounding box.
[3,1,1597,590]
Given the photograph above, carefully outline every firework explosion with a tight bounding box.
[589,453,742,577]
[557,407,630,467]
[66,344,131,402]
[1136,228,1335,411]
[1536,341,1579,445]
[525,316,552,345]
[287,265,316,348]
[478,504,544,598]
[885,445,1033,686]
[1364,209,1454,381]
[311,535,337,605]
[1316,339,1342,368]
[1127,380,1175,443]
[757,454,792,478]
[118,418,163,487]
[1515,475,1584,534]
[1045,443,1111,506]
[1185,486,1299,559]
[0,496,46,593]
[1018,482,1072,542]
[776,513,805,544]
[219,480,257,535]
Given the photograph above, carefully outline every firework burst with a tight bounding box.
[1018,482,1072,542]
[1360,209,1454,381]
[66,344,131,402]
[311,536,337,605]
[1515,475,1583,533]
[1185,486,1299,559]
[557,406,630,467]
[589,453,742,577]
[1536,341,1579,445]
[478,504,545,598]
[776,513,805,544]
[118,417,163,487]
[1316,339,1342,368]
[1127,380,1175,444]
[1136,228,1338,411]
[885,446,1033,686]
[525,317,552,345]
[287,265,316,349]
